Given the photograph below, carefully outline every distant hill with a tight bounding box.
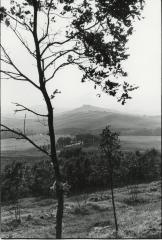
[1,105,161,138]
[54,105,161,135]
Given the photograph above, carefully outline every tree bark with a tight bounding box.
[32,3,64,238]
[42,89,64,239]
[56,186,64,239]
[110,171,118,236]
[109,157,118,238]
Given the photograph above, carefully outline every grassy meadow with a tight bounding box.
[120,135,161,151]
[1,181,161,238]
[1,135,161,171]
[2,135,161,152]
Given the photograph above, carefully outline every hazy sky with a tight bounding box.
[1,0,161,116]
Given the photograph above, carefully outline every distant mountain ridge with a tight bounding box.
[1,105,161,138]
[54,105,161,135]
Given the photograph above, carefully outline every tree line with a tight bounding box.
[2,147,161,202]
[56,134,100,149]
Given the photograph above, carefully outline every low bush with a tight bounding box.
[123,197,149,206]
[70,205,89,215]
[1,148,161,202]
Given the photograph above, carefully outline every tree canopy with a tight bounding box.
[1,0,145,104]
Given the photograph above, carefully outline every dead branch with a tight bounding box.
[45,62,72,82]
[1,45,40,90]
[1,70,27,81]
[4,11,33,33]
[0,124,50,156]
[44,49,74,71]
[12,102,48,117]
[38,0,53,44]
[23,114,26,135]
[10,25,36,58]
[41,37,75,56]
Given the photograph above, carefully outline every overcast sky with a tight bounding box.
[1,0,161,116]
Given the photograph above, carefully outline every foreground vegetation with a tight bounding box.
[2,148,161,202]
[1,133,161,238]
[1,180,161,238]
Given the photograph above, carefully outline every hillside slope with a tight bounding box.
[1,181,161,239]
[54,105,161,135]
[2,105,161,137]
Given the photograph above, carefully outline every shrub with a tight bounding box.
[1,148,161,201]
[30,160,55,197]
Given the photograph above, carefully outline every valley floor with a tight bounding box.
[1,181,161,239]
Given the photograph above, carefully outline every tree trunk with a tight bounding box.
[109,161,118,238]
[33,5,64,237]
[44,91,64,239]
[45,97,64,239]
[56,186,64,239]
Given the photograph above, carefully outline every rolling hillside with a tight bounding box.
[1,181,161,239]
[54,105,161,135]
[1,105,161,137]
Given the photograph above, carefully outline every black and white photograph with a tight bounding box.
[0,0,161,239]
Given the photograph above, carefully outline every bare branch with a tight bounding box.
[0,124,50,156]
[45,55,82,83]
[12,102,48,117]
[24,114,26,135]
[1,45,40,90]
[41,37,75,56]
[4,11,33,33]
[0,58,10,65]
[10,25,36,58]
[42,48,72,61]
[1,70,28,81]
[45,62,72,83]
[44,49,73,71]
[32,4,45,86]
[39,0,53,44]
[40,20,99,57]
[51,12,74,20]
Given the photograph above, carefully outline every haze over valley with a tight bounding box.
[2,105,161,153]
[2,104,161,138]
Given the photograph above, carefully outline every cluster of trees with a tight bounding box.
[56,137,72,149]
[2,148,161,202]
[75,134,100,146]
[1,160,54,202]
[60,147,161,192]
[56,134,100,149]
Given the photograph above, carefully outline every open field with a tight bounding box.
[1,181,161,239]
[1,135,161,171]
[120,135,161,151]
[1,134,70,152]
[1,135,161,152]
[1,150,48,171]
